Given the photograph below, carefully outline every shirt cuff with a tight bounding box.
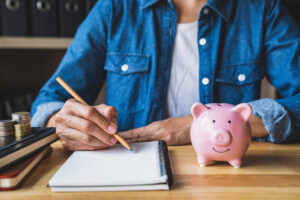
[31,102,64,127]
[248,98,294,143]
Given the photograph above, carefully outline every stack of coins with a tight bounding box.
[12,112,31,137]
[0,120,15,136]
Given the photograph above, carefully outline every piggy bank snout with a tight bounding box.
[212,130,232,147]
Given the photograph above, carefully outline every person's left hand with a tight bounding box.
[119,115,193,145]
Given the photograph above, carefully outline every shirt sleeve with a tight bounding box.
[248,98,293,143]
[257,0,300,143]
[30,1,111,126]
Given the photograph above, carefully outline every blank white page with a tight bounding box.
[49,141,167,187]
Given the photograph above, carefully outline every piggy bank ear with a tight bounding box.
[191,103,209,119]
[232,103,252,121]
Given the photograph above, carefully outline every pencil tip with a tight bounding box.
[130,148,134,153]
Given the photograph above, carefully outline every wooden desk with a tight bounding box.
[1,141,300,200]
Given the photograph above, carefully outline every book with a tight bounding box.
[0,0,30,36]
[86,0,98,13]
[58,0,86,37]
[0,127,58,169]
[0,146,51,190]
[49,140,173,192]
[30,0,58,36]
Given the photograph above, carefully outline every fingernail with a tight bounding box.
[111,138,117,144]
[108,125,117,134]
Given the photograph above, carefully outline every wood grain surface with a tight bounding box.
[1,141,300,200]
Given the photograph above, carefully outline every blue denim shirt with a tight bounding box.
[31,0,300,143]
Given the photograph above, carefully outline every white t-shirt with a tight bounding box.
[165,21,200,118]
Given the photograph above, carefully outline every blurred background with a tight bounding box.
[0,0,97,119]
[0,0,299,120]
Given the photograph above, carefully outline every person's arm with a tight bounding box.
[31,1,118,150]
[248,98,293,143]
[46,112,57,127]
[118,113,267,145]
[249,114,268,138]
[247,0,300,143]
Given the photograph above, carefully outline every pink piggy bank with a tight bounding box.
[190,103,252,168]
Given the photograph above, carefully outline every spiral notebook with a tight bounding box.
[49,141,173,192]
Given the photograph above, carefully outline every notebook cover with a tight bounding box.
[0,127,57,169]
[49,140,174,191]
[0,146,52,190]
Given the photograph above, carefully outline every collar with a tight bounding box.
[141,0,234,22]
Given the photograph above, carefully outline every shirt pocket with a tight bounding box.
[104,53,150,113]
[214,63,265,104]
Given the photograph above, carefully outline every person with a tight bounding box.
[31,0,300,151]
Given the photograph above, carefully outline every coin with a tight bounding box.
[14,123,31,137]
[12,112,31,124]
[0,120,15,136]
[12,112,31,136]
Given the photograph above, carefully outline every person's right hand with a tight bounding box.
[48,99,118,151]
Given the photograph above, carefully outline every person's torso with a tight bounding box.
[101,0,269,130]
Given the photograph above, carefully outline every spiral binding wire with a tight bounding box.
[156,140,174,188]
[157,140,167,177]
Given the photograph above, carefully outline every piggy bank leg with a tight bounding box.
[197,156,211,167]
[229,158,242,168]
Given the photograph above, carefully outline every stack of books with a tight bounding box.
[0,127,57,190]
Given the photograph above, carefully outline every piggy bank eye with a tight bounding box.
[212,120,216,123]
[228,120,231,124]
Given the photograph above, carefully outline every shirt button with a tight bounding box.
[121,64,128,72]
[199,38,207,46]
[202,77,210,85]
[238,74,246,82]
[203,8,210,15]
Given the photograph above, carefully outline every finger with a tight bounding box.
[61,139,109,151]
[57,125,110,148]
[94,104,118,124]
[119,126,150,140]
[64,99,117,134]
[57,113,117,146]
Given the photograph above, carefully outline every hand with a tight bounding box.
[119,115,193,145]
[249,114,268,138]
[48,99,118,150]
